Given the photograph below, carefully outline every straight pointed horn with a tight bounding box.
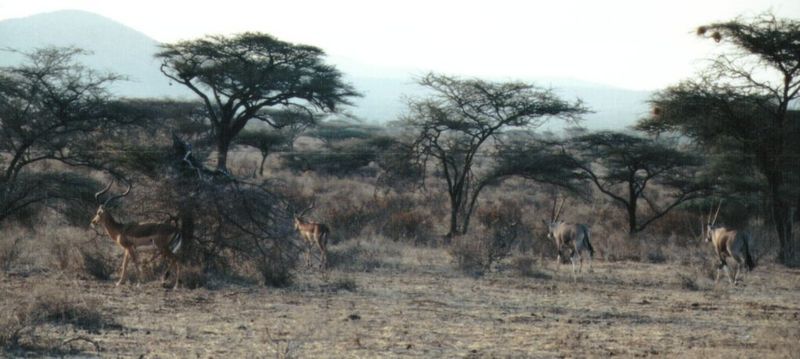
[94,180,114,204]
[711,200,722,226]
[706,201,714,225]
[103,181,132,207]
[554,197,567,222]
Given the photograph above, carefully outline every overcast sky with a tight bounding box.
[2,0,799,90]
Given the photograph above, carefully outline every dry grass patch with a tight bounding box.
[509,255,552,280]
[1,286,118,354]
[0,236,23,272]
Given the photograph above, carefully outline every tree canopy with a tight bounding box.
[403,73,587,238]
[570,131,708,235]
[156,32,360,171]
[0,47,121,225]
[638,12,800,265]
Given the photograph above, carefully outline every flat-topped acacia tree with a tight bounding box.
[156,32,359,172]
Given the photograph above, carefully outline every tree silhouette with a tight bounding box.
[156,33,359,172]
[0,47,121,225]
[403,73,586,239]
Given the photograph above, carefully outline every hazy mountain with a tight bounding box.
[0,10,650,129]
[0,10,187,98]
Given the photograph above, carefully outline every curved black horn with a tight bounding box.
[94,180,114,204]
[103,181,132,207]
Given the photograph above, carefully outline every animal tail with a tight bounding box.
[320,226,330,247]
[585,227,594,258]
[168,232,183,255]
[743,235,755,271]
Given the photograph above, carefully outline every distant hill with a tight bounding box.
[0,10,650,130]
[0,10,188,98]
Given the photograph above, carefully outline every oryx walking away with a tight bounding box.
[704,202,756,285]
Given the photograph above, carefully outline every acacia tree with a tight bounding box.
[156,32,359,171]
[570,131,708,235]
[0,47,121,225]
[639,13,800,265]
[404,73,586,239]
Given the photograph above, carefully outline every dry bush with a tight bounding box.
[476,199,525,252]
[46,234,117,281]
[283,174,440,246]
[327,238,400,272]
[0,236,23,272]
[255,251,295,288]
[1,288,117,350]
[509,255,552,280]
[78,247,116,281]
[449,234,489,276]
[327,243,374,271]
[645,209,702,246]
[49,239,82,273]
[178,266,209,289]
[449,201,527,276]
[321,198,374,242]
[0,308,25,350]
[23,291,110,330]
[640,238,668,263]
[598,232,641,262]
[370,194,435,243]
[676,272,701,291]
[285,177,376,243]
[324,275,358,292]
[382,211,434,244]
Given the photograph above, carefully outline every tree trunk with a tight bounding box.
[766,173,800,267]
[259,154,268,177]
[774,200,799,267]
[447,200,459,242]
[216,135,232,172]
[628,204,638,236]
[628,182,638,236]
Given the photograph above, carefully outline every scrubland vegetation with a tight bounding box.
[1,11,799,358]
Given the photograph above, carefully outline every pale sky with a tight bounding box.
[2,0,799,90]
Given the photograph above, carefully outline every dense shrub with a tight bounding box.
[383,211,434,244]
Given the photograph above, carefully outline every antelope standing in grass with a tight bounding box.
[542,196,594,275]
[704,202,756,285]
[293,202,329,270]
[90,180,183,289]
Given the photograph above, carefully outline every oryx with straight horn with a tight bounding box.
[703,201,756,285]
[542,195,594,275]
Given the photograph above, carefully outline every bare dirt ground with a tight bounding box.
[2,245,799,358]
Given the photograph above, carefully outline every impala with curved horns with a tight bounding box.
[90,180,183,289]
[293,201,329,270]
[542,195,594,275]
[704,201,755,285]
